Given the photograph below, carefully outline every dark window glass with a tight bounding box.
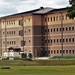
[54,28,55,32]
[57,50,59,54]
[73,50,74,54]
[57,28,58,32]
[51,17,52,21]
[48,29,49,32]
[57,39,58,43]
[51,39,52,43]
[69,27,71,31]
[54,50,56,54]
[66,39,68,42]
[72,27,74,30]
[66,27,68,31]
[72,38,74,42]
[54,39,55,43]
[48,18,49,22]
[45,18,47,22]
[54,17,55,21]
[69,50,71,53]
[51,29,52,32]
[69,38,71,42]
[60,39,61,42]
[60,28,61,31]
[66,50,68,53]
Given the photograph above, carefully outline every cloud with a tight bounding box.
[0,0,69,16]
[0,5,17,16]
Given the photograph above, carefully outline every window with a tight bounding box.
[54,28,55,32]
[66,50,68,53]
[19,20,23,25]
[51,29,52,32]
[51,50,53,54]
[66,15,68,20]
[45,40,47,43]
[51,39,52,43]
[73,50,74,54]
[69,27,71,31]
[50,17,52,21]
[54,50,56,54]
[28,18,31,22]
[72,38,74,42]
[63,50,65,54]
[66,39,68,42]
[63,39,65,42]
[29,30,30,32]
[48,17,49,22]
[45,29,47,33]
[63,28,64,31]
[12,41,13,44]
[69,50,71,53]
[45,18,47,22]
[66,27,68,31]
[56,16,58,21]
[14,31,15,34]
[69,38,71,42]
[48,29,49,32]
[57,39,58,43]
[3,32,5,34]
[72,27,74,30]
[57,50,59,54]
[57,28,58,32]
[29,40,31,42]
[14,20,15,24]
[60,39,61,42]
[54,39,55,43]
[14,41,16,44]
[60,28,61,31]
[54,17,55,21]
[60,50,62,54]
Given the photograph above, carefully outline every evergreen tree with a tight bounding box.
[67,0,75,19]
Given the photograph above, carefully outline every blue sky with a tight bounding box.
[0,0,69,17]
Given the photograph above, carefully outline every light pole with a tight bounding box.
[21,15,25,52]
[60,12,64,56]
[0,20,2,56]
[4,18,7,52]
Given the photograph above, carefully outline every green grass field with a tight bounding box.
[0,66,75,75]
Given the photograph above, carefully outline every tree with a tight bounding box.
[67,0,75,19]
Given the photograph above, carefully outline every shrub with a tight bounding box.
[28,53,32,59]
[1,67,10,69]
[21,53,27,58]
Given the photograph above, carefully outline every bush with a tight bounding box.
[1,67,10,69]
[28,53,32,59]
[21,53,27,58]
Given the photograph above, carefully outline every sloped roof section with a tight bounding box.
[32,7,54,14]
[47,8,67,14]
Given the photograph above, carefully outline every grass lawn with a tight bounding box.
[0,66,75,75]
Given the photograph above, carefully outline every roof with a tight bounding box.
[47,8,67,14]
[0,7,67,19]
[32,7,54,14]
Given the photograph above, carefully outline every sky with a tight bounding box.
[0,0,69,17]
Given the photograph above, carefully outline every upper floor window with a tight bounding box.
[19,20,23,25]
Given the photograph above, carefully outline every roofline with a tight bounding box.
[0,7,67,19]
